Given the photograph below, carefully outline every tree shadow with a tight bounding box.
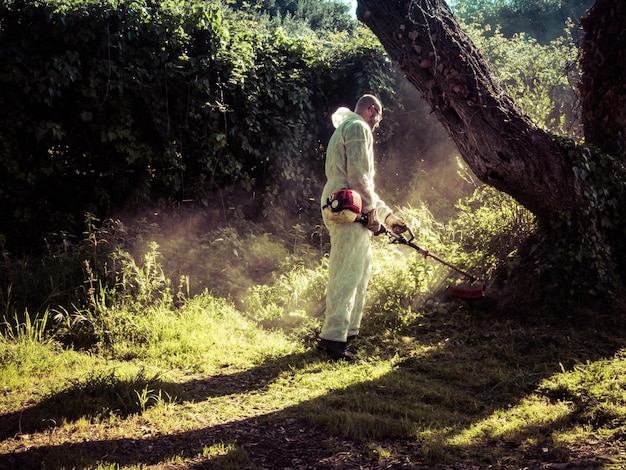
[0,352,315,442]
[176,351,318,401]
[1,303,624,469]
[0,369,180,442]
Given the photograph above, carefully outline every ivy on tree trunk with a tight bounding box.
[580,0,626,159]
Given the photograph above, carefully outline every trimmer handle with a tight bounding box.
[355,213,414,241]
[354,213,386,235]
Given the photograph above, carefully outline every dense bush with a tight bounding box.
[0,0,396,253]
[230,0,356,33]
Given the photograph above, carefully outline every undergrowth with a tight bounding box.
[1,187,626,469]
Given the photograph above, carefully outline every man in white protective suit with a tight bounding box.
[318,94,408,362]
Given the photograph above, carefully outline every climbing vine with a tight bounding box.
[534,136,626,296]
[0,0,394,252]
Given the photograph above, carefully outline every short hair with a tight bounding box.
[355,94,381,113]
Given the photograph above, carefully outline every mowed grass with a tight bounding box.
[2,287,626,469]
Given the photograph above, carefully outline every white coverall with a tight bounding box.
[320,107,392,343]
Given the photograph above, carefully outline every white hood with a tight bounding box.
[331,107,357,129]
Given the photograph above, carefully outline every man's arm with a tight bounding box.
[343,120,392,222]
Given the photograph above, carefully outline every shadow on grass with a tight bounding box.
[176,351,317,400]
[0,367,184,441]
[0,352,314,442]
[1,302,625,469]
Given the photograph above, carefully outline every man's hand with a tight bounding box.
[385,213,408,235]
[365,209,382,234]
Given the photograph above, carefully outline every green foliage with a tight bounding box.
[0,214,177,348]
[365,251,424,333]
[50,238,172,350]
[52,303,136,351]
[462,21,581,138]
[0,310,53,350]
[242,261,328,331]
[228,0,355,33]
[0,0,394,253]
[0,0,225,247]
[543,137,626,295]
[111,241,174,308]
[454,184,537,276]
[452,0,592,43]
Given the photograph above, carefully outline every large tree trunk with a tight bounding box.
[356,0,582,222]
[580,0,626,158]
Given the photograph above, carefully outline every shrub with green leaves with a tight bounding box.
[0,0,395,253]
[462,21,581,139]
[452,0,591,44]
[453,184,537,275]
[242,261,328,334]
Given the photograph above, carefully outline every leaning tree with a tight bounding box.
[356,0,626,302]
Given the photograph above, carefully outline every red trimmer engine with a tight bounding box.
[322,188,363,224]
[327,188,362,214]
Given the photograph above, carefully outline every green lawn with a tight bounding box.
[2,290,625,469]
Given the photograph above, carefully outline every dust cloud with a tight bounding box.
[109,79,476,313]
[377,77,475,220]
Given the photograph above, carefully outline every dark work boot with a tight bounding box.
[317,338,356,362]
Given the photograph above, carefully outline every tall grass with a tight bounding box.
[0,311,55,393]
[124,294,304,372]
[0,310,51,345]
[2,188,626,469]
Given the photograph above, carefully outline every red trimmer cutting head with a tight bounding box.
[447,281,486,300]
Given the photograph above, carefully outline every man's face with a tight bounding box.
[368,104,383,130]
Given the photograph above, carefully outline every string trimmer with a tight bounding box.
[323,188,485,300]
[358,215,485,300]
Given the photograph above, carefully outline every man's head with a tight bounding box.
[355,94,383,130]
